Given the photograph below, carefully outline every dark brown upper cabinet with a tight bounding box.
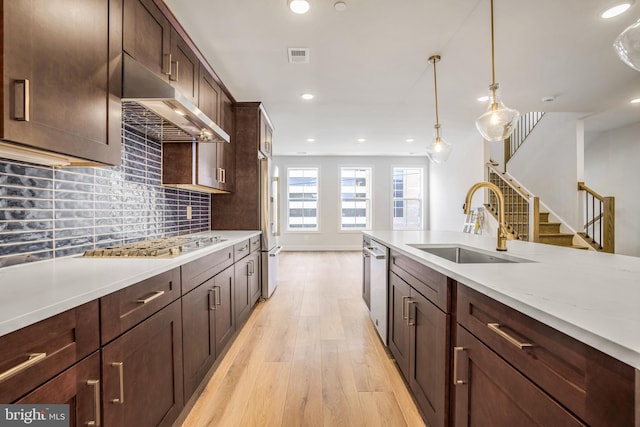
[124,0,199,104]
[1,0,122,166]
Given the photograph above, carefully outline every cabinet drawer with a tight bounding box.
[0,301,99,403]
[249,235,261,253]
[101,268,181,345]
[390,250,451,313]
[17,351,101,427]
[181,246,234,294]
[234,239,250,261]
[457,284,634,427]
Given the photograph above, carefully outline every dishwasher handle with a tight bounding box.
[363,246,385,259]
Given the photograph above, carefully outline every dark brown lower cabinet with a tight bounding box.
[182,265,236,402]
[235,251,260,327]
[102,300,183,427]
[453,325,585,427]
[388,272,411,378]
[17,352,101,427]
[388,271,449,427]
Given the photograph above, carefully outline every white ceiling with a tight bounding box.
[165,0,640,156]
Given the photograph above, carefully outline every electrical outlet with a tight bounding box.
[186,205,192,220]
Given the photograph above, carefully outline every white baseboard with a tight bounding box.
[281,245,362,251]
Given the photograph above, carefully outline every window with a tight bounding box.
[392,167,423,230]
[287,167,319,231]
[340,167,371,230]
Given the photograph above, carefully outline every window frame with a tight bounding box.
[338,166,373,232]
[286,166,320,232]
[391,166,424,231]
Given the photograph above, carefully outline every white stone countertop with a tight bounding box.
[0,230,260,338]
[364,230,640,370]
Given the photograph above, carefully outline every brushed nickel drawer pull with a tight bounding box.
[14,79,30,121]
[0,352,46,382]
[170,60,179,82]
[111,362,124,404]
[136,290,165,304]
[163,54,172,76]
[453,346,467,385]
[407,301,416,326]
[402,296,410,320]
[86,379,101,426]
[487,323,533,349]
[208,288,216,311]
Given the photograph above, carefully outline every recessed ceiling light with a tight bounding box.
[356,138,366,143]
[306,138,316,142]
[289,0,310,14]
[334,1,347,11]
[406,138,415,143]
[477,95,489,102]
[301,93,314,100]
[601,2,633,18]
[631,98,640,103]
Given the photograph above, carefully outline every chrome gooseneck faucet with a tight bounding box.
[463,181,509,251]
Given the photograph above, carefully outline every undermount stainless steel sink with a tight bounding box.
[409,245,532,264]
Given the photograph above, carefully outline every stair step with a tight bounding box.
[539,222,562,234]
[538,233,574,246]
[539,212,550,222]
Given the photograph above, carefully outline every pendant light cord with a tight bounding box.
[432,58,440,126]
[490,0,496,87]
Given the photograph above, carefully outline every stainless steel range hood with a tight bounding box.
[122,54,230,144]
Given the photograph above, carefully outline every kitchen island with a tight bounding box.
[364,230,640,427]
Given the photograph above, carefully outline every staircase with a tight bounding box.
[485,165,587,250]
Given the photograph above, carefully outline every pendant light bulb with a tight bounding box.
[475,0,519,142]
[426,125,452,163]
[426,55,452,164]
[614,18,640,72]
[475,83,520,142]
[289,0,310,14]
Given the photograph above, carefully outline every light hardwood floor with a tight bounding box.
[182,251,425,427]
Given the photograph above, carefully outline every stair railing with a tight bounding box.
[487,164,539,242]
[504,112,545,164]
[577,182,615,253]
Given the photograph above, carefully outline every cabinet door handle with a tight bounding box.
[86,379,101,426]
[163,54,172,76]
[208,288,216,311]
[111,362,124,404]
[170,60,179,82]
[453,346,467,385]
[487,323,533,349]
[407,301,416,326]
[214,285,222,306]
[217,168,222,183]
[402,296,410,320]
[0,352,46,382]
[222,168,226,183]
[136,290,165,304]
[13,79,30,121]
[249,260,254,275]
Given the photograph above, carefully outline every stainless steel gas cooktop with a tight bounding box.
[83,235,224,257]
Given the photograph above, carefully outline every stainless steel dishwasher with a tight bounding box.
[363,239,389,345]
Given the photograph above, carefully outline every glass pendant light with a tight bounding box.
[426,55,453,163]
[475,0,520,142]
[614,18,640,72]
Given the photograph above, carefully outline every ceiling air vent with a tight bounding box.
[288,48,310,64]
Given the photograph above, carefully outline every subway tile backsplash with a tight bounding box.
[0,126,210,267]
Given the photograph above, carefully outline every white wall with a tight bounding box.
[585,121,640,257]
[428,133,486,232]
[273,156,429,250]
[506,113,584,231]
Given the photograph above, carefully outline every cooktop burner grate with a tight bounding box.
[83,235,223,257]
